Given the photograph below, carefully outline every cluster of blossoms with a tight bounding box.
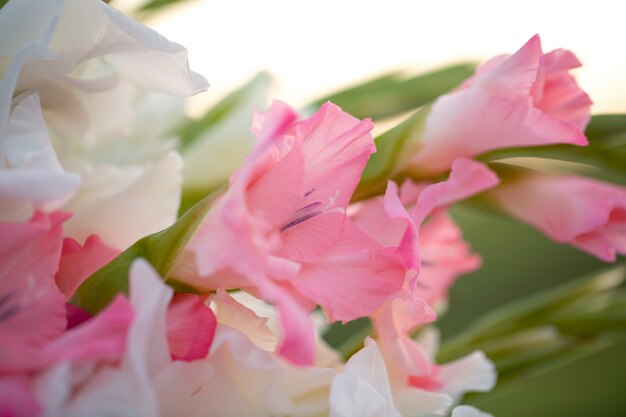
[1,1,624,417]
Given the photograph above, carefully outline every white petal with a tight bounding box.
[330,339,402,417]
[49,0,208,95]
[63,151,183,249]
[451,405,494,417]
[0,94,80,220]
[0,0,62,54]
[392,386,452,417]
[414,326,441,362]
[155,324,333,417]
[438,351,497,401]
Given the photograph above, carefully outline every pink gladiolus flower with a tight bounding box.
[175,101,409,365]
[488,172,626,261]
[408,35,592,175]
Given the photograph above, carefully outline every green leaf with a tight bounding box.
[0,0,10,8]
[466,336,626,417]
[438,266,625,362]
[69,188,223,314]
[353,105,431,201]
[309,63,475,121]
[479,114,626,185]
[550,291,626,335]
[323,317,373,359]
[178,72,271,151]
[136,0,191,13]
[585,114,626,141]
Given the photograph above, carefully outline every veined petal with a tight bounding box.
[294,219,406,323]
[0,211,68,371]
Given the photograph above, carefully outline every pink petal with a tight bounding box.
[43,295,133,365]
[534,49,592,130]
[254,278,316,366]
[294,219,406,323]
[65,303,91,329]
[369,293,437,383]
[55,234,120,299]
[278,102,375,262]
[411,90,588,174]
[412,159,499,224]
[166,294,216,361]
[469,34,542,96]
[0,211,68,370]
[416,213,482,305]
[212,289,277,351]
[246,143,306,234]
[409,36,590,175]
[0,376,41,417]
[489,173,626,261]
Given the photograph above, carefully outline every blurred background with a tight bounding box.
[118,0,626,115]
[112,1,626,415]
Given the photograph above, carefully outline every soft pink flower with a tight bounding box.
[488,172,626,261]
[408,35,591,175]
[175,101,407,365]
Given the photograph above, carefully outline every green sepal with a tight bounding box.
[353,105,431,201]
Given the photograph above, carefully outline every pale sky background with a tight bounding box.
[129,0,626,114]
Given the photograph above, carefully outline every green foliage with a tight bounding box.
[69,188,222,314]
[353,106,431,201]
[480,114,626,185]
[309,63,475,121]
[135,0,189,13]
[177,72,270,151]
[437,265,626,415]
[0,0,9,9]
